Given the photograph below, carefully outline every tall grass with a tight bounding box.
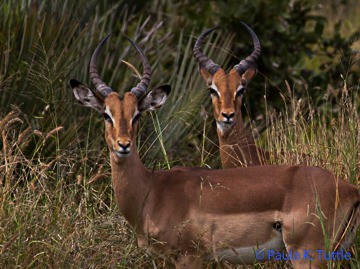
[2,79,359,269]
[264,80,359,184]
[0,1,230,268]
[261,80,360,268]
[0,0,359,268]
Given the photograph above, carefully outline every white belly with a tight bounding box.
[206,234,284,265]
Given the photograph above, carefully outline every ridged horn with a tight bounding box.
[193,26,220,75]
[233,22,261,75]
[124,36,151,98]
[89,34,113,98]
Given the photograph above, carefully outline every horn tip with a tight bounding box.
[240,21,248,26]
[123,35,136,47]
[100,33,111,44]
[240,21,253,31]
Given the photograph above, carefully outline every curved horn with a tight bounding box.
[233,22,261,75]
[89,34,113,98]
[124,36,151,98]
[193,26,220,75]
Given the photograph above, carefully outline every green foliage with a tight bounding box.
[136,0,360,116]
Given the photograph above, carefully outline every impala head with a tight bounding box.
[194,22,261,136]
[70,35,170,158]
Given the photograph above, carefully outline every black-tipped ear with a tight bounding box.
[70,79,80,88]
[138,84,171,112]
[159,84,171,95]
[70,79,103,112]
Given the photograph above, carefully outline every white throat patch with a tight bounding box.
[216,121,233,136]
[206,234,284,265]
[216,121,225,136]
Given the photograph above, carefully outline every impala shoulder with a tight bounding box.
[296,164,333,177]
[170,166,210,172]
[151,166,208,185]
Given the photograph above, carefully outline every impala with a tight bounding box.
[194,22,270,168]
[70,35,360,269]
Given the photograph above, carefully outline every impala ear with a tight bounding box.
[70,79,103,112]
[241,68,256,85]
[138,85,171,112]
[199,67,213,87]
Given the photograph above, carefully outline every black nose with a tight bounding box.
[118,142,130,150]
[221,112,235,121]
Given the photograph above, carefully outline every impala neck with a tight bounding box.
[109,144,150,228]
[217,110,263,168]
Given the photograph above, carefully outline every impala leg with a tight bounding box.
[173,255,204,269]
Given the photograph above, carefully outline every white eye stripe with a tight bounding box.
[104,106,115,123]
[131,110,141,124]
[236,85,245,91]
[210,83,221,97]
[235,85,246,97]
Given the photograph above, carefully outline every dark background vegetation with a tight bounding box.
[1,0,359,164]
[0,0,359,268]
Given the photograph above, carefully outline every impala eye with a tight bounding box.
[103,113,112,124]
[208,88,219,97]
[236,86,246,97]
[132,113,142,125]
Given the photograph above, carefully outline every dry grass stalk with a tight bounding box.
[87,172,110,185]
[121,60,141,79]
[45,126,64,141]
[0,109,20,131]
[1,234,19,255]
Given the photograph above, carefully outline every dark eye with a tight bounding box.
[208,88,219,97]
[236,86,246,97]
[103,113,112,124]
[132,113,142,125]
